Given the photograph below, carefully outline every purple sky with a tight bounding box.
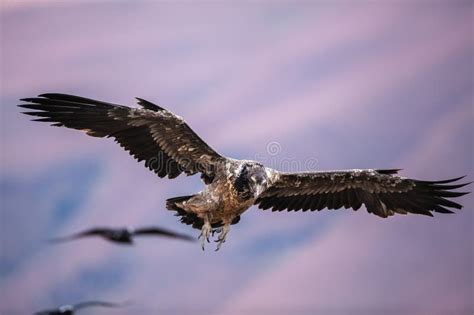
[1,2,473,314]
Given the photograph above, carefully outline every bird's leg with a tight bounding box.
[199,213,212,251]
[215,222,231,251]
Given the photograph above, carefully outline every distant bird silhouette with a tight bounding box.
[20,93,471,250]
[49,226,195,245]
[34,300,126,314]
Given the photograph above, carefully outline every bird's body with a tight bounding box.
[20,93,470,250]
[177,160,269,223]
[104,228,134,244]
[166,159,275,247]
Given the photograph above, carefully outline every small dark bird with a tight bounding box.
[20,93,470,250]
[49,226,195,245]
[34,301,126,314]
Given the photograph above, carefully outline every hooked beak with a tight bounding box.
[255,185,265,197]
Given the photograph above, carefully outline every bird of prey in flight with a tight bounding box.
[20,94,470,250]
[34,300,127,315]
[49,226,195,245]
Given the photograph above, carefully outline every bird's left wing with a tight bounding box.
[256,169,470,217]
[133,226,195,241]
[74,301,127,310]
[20,93,225,181]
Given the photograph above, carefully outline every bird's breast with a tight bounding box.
[210,177,253,214]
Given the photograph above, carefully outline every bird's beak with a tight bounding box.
[255,186,264,197]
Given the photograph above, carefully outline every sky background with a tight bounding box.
[1,1,473,314]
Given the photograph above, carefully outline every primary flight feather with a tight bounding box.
[19,94,470,250]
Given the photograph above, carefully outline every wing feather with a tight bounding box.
[132,227,194,242]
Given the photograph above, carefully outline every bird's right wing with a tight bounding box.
[48,228,111,243]
[20,93,226,182]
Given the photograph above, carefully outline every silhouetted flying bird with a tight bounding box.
[34,300,126,315]
[49,226,195,245]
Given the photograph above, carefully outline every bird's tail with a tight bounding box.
[166,195,195,211]
[166,195,204,229]
[166,195,241,230]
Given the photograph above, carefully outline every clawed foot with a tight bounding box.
[214,224,230,251]
[198,215,231,251]
[199,222,212,251]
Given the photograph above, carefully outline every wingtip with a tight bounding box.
[37,93,57,98]
[170,232,196,242]
[419,175,468,185]
[183,235,198,242]
[19,97,39,102]
[449,175,467,182]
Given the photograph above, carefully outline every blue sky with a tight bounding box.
[1,1,472,314]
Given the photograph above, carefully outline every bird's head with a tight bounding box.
[235,162,269,199]
[58,305,74,314]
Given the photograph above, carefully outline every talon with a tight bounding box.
[214,223,230,251]
[199,216,212,250]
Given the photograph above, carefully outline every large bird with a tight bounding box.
[34,300,126,315]
[20,94,470,250]
[49,226,195,245]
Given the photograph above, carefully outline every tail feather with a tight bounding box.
[166,195,195,211]
[166,195,203,229]
[166,195,241,229]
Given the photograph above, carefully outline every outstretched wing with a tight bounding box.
[34,310,62,315]
[74,301,126,310]
[19,93,225,181]
[48,227,113,243]
[133,226,195,242]
[256,169,470,217]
